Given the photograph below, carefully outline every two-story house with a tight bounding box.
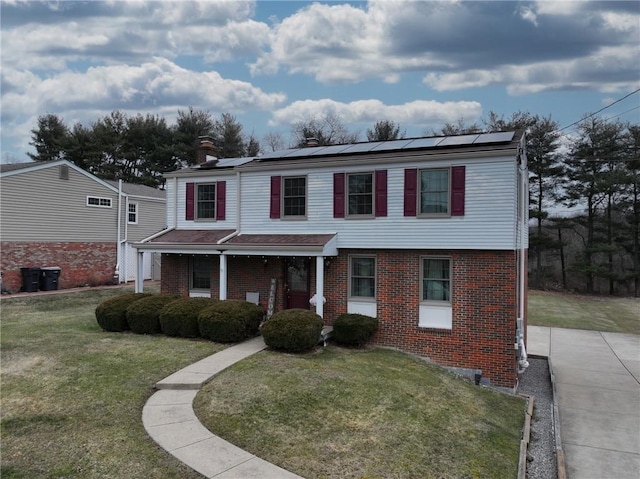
[135,132,529,388]
[0,160,165,292]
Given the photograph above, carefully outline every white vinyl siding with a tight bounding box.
[238,156,518,250]
[174,175,237,230]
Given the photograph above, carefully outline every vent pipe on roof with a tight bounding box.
[195,136,218,165]
[305,137,319,147]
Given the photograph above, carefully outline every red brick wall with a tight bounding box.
[159,249,519,387]
[1,241,117,292]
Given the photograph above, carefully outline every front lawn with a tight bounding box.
[194,347,526,479]
[0,288,223,478]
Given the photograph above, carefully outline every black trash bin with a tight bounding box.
[20,267,41,292]
[40,267,61,291]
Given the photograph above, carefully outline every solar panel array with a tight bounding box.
[257,131,515,161]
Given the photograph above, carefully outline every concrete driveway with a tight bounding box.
[527,326,640,479]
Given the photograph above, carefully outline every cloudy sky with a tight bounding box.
[1,0,639,163]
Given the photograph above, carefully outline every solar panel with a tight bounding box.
[370,139,416,152]
[436,134,480,147]
[340,141,385,154]
[216,157,254,167]
[400,137,444,149]
[473,131,515,144]
[307,144,352,156]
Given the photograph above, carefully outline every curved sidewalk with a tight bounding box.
[528,326,640,479]
[142,336,303,479]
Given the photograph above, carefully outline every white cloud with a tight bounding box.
[423,45,640,95]
[269,98,482,130]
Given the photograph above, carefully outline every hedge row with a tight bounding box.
[95,294,263,343]
[96,294,378,351]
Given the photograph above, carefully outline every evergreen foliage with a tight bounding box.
[198,300,264,343]
[159,297,217,338]
[126,295,179,334]
[260,309,324,351]
[333,313,378,346]
[95,293,152,332]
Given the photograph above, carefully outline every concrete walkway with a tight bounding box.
[142,336,303,479]
[528,326,640,479]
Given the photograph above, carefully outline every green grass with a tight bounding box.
[528,290,640,334]
[1,287,224,479]
[193,347,526,479]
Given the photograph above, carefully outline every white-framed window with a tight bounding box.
[87,196,112,208]
[349,255,376,299]
[421,257,451,303]
[197,183,216,220]
[282,176,307,218]
[347,172,373,217]
[419,168,450,216]
[127,202,138,224]
[190,257,212,290]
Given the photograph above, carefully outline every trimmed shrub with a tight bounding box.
[95,293,152,332]
[159,297,217,338]
[261,309,323,352]
[333,313,379,347]
[126,295,179,334]
[198,300,264,343]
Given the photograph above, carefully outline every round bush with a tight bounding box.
[260,309,323,352]
[333,313,378,346]
[198,300,264,343]
[126,295,179,334]
[95,293,152,332]
[159,297,217,338]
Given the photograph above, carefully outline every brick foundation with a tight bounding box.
[1,241,117,292]
[160,249,520,387]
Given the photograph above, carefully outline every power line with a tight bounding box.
[558,87,640,133]
[604,105,640,123]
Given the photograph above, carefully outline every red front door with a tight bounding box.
[284,258,310,309]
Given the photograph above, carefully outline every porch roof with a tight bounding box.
[135,230,338,256]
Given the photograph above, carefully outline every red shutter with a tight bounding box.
[216,181,226,220]
[333,173,345,218]
[270,176,281,219]
[185,182,195,220]
[451,166,465,216]
[404,169,417,216]
[375,170,387,217]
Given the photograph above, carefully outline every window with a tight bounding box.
[128,202,138,224]
[283,176,306,217]
[87,196,112,208]
[347,173,373,216]
[421,257,451,302]
[349,256,376,299]
[191,257,211,290]
[186,181,225,221]
[404,166,464,217]
[420,169,449,215]
[334,171,386,218]
[197,183,216,220]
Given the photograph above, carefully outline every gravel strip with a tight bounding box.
[517,357,557,479]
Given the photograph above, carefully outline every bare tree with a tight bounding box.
[291,112,358,147]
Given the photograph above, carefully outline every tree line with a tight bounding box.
[27,109,639,296]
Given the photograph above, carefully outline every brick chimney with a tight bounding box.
[195,136,217,164]
[305,137,319,147]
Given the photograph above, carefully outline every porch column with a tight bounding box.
[315,256,324,318]
[135,251,144,293]
[219,253,228,300]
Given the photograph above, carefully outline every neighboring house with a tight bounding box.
[0,160,165,292]
[135,132,529,388]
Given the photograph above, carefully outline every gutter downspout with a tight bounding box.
[115,180,124,284]
[216,171,242,300]
[517,140,529,374]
